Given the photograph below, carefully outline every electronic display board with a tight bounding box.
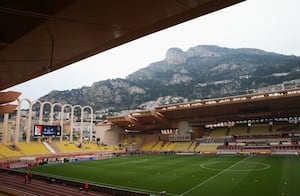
[34,125,61,136]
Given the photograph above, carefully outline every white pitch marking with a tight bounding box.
[181,156,251,196]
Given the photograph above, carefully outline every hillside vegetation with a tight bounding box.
[39,45,300,113]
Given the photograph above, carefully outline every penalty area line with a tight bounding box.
[180,156,251,196]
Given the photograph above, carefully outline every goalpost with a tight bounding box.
[95,152,114,160]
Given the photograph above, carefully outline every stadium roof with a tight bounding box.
[0,91,21,114]
[107,88,300,131]
[0,0,243,91]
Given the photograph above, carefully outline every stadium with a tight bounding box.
[1,0,300,196]
[0,88,300,195]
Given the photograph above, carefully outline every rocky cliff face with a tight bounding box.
[39,45,300,113]
[166,48,187,64]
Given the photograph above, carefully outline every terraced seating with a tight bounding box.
[122,135,141,145]
[120,135,143,151]
[17,142,51,156]
[139,141,157,151]
[235,132,283,142]
[250,125,269,134]
[54,141,121,153]
[54,141,83,153]
[272,124,299,132]
[99,145,120,151]
[209,128,228,137]
[151,141,164,151]
[160,142,176,151]
[194,144,218,152]
[173,142,193,152]
[272,124,284,132]
[81,143,101,151]
[0,144,23,158]
[228,126,247,135]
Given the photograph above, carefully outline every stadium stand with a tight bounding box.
[52,140,121,153]
[120,134,143,151]
[272,124,299,132]
[195,144,219,153]
[209,128,228,137]
[1,88,300,196]
[0,144,23,158]
[137,134,159,151]
[160,142,176,152]
[250,124,270,134]
[17,142,51,156]
[139,141,157,151]
[229,126,248,135]
[172,141,193,152]
[82,143,102,151]
[53,141,83,153]
[99,145,120,151]
[151,141,164,151]
[1,123,295,159]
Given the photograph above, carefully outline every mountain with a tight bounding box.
[39,45,300,114]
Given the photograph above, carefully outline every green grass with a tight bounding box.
[24,154,300,196]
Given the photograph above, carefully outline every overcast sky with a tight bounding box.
[7,0,300,101]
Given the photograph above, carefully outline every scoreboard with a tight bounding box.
[34,125,61,136]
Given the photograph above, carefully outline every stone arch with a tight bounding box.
[32,100,42,124]
[83,106,94,142]
[71,105,83,143]
[50,103,63,124]
[14,98,32,144]
[62,104,72,142]
[50,103,63,142]
[41,101,52,124]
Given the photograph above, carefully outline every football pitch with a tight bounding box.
[26,154,300,196]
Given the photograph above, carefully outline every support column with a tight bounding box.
[80,111,83,143]
[70,108,74,143]
[26,102,32,143]
[50,106,54,125]
[2,113,9,144]
[89,113,93,142]
[83,106,93,142]
[39,106,43,125]
[14,100,21,144]
[60,108,64,143]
